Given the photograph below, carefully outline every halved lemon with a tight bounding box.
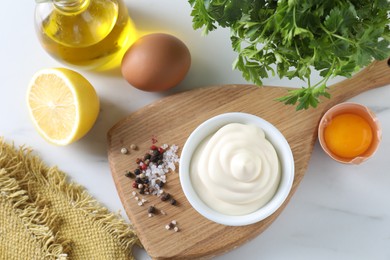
[27,68,100,145]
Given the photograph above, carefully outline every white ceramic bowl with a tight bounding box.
[179,112,294,226]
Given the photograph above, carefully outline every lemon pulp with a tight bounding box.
[27,68,100,145]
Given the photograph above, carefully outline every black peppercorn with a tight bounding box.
[125,171,135,178]
[170,198,177,206]
[148,206,156,214]
[158,181,164,188]
[139,189,145,194]
[166,223,174,230]
[134,168,141,175]
[144,153,151,160]
[152,150,160,157]
[161,193,171,201]
[150,155,158,163]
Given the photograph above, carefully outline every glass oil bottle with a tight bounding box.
[35,0,137,70]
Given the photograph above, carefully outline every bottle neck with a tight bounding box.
[52,0,90,14]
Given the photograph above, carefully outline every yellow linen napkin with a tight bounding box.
[0,139,140,260]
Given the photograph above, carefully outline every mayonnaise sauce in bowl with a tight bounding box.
[179,112,294,226]
[190,123,281,215]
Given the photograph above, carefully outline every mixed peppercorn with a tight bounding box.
[123,143,180,231]
[125,145,175,199]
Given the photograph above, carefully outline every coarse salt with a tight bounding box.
[142,144,179,196]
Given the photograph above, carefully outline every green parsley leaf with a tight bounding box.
[189,0,390,110]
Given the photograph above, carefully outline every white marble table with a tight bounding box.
[2,1,390,259]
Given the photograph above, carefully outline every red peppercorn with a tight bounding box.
[150,145,158,150]
[158,147,165,153]
[132,181,137,188]
[140,163,147,170]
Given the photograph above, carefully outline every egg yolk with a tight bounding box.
[324,113,373,158]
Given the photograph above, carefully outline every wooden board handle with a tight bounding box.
[326,58,390,108]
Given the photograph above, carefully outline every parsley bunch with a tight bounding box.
[189,0,390,110]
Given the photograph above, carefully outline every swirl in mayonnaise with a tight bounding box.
[190,123,281,215]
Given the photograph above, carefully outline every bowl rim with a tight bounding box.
[179,112,295,226]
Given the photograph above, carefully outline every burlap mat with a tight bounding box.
[0,139,140,259]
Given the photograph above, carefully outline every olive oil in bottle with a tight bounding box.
[35,0,137,70]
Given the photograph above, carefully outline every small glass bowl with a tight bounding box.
[318,102,382,164]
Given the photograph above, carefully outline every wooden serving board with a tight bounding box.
[107,58,390,259]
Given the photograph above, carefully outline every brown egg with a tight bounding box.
[121,33,191,92]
